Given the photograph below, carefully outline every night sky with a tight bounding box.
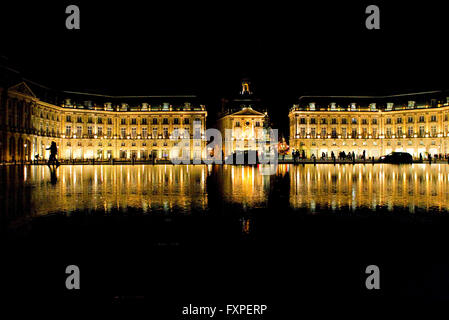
[2,1,449,134]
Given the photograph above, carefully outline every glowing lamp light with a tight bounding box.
[317,135,321,139]
[414,134,417,138]
[425,134,429,137]
[358,135,362,139]
[73,135,77,139]
[306,135,310,138]
[368,135,372,139]
[327,135,331,139]
[62,135,65,139]
[127,136,130,139]
[392,135,395,138]
[338,135,341,139]
[348,135,352,139]
[403,135,406,139]
[94,135,97,139]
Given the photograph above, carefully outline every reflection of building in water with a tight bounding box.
[288,164,449,212]
[214,165,270,208]
[216,79,270,157]
[2,165,208,217]
[289,92,449,159]
[0,80,207,162]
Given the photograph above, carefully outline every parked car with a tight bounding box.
[379,152,413,164]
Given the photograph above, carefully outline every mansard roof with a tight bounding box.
[293,90,449,112]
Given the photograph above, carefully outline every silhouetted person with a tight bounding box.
[46,141,59,167]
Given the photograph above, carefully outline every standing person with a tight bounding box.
[46,141,60,167]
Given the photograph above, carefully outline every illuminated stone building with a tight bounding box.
[216,79,270,157]
[289,92,449,159]
[0,81,207,162]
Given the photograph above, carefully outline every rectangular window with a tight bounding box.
[76,126,82,136]
[321,128,326,137]
[97,127,103,136]
[131,127,137,138]
[141,118,147,125]
[431,126,437,136]
[341,128,346,137]
[341,118,347,125]
[419,116,425,123]
[66,125,71,136]
[163,127,169,138]
[386,118,392,124]
[121,118,126,125]
[300,118,306,124]
[362,128,367,137]
[310,118,316,124]
[87,126,93,136]
[107,127,112,137]
[311,128,316,137]
[419,126,425,137]
[121,127,126,138]
[142,127,147,138]
[431,115,437,122]
[397,126,403,137]
[152,118,158,125]
[408,126,413,137]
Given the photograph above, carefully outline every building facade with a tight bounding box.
[216,79,270,157]
[0,82,207,162]
[289,93,449,159]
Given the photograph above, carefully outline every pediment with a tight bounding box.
[9,82,36,98]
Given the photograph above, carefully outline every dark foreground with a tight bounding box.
[2,206,449,316]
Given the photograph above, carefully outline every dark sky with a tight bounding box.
[2,1,449,133]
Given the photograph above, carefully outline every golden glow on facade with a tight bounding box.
[289,99,449,158]
[1,82,207,162]
[216,107,267,156]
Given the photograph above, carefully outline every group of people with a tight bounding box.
[291,149,367,163]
